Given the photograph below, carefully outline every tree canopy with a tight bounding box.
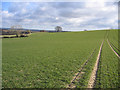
[55,26,62,32]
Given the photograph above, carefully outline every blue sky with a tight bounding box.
[1,1,118,31]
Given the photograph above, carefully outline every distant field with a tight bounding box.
[2,30,119,88]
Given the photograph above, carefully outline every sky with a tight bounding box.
[1,0,118,31]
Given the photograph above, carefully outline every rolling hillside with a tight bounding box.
[2,30,119,88]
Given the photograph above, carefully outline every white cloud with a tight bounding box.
[2,11,14,18]
[1,1,118,31]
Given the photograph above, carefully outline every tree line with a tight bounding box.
[2,25,31,37]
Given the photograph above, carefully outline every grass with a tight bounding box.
[94,39,119,88]
[2,30,118,88]
[75,47,100,88]
[108,30,119,55]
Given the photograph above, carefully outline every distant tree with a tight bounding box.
[15,30,20,37]
[10,25,23,37]
[55,26,62,32]
[84,29,87,31]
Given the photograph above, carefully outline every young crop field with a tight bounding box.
[108,30,119,55]
[2,30,119,88]
[94,30,119,88]
[94,40,119,88]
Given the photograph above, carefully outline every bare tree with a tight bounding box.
[10,25,23,37]
[55,26,62,32]
[26,30,31,34]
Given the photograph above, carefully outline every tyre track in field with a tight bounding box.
[107,39,120,59]
[67,31,107,88]
[87,30,108,88]
[87,40,104,88]
[109,41,120,53]
[67,48,96,88]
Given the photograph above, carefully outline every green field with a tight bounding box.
[2,30,119,88]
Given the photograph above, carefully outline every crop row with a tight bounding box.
[67,48,97,88]
[94,39,119,88]
[2,31,106,88]
[108,40,120,57]
[108,30,120,56]
[75,46,100,88]
[108,30,119,50]
[68,33,106,88]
